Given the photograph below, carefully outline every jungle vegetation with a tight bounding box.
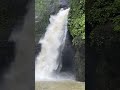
[68,0,85,81]
[86,0,120,89]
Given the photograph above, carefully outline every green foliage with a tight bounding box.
[87,0,120,31]
[68,0,85,81]
[112,15,120,31]
[35,0,49,42]
[87,0,120,48]
[68,0,85,46]
[86,1,120,89]
[35,0,59,43]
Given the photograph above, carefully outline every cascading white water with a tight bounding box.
[35,8,74,81]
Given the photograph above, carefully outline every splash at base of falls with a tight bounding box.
[35,8,75,81]
[35,72,75,81]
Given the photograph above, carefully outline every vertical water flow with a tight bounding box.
[35,8,71,81]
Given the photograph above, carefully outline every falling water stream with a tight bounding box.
[35,8,75,81]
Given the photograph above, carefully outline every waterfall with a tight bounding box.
[35,8,74,81]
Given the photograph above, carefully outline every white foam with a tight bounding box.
[35,8,74,81]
